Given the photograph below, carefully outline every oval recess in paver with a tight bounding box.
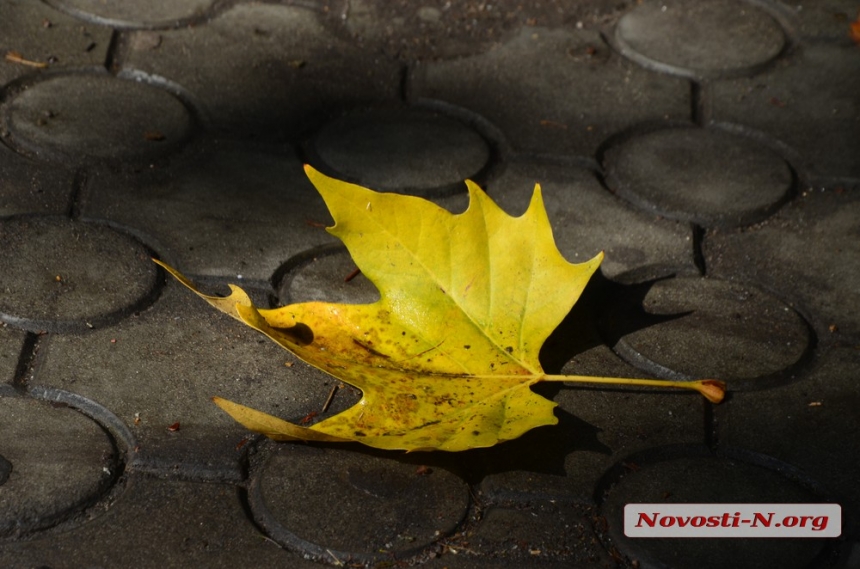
[601,451,830,569]
[0,396,119,537]
[2,73,192,163]
[307,108,491,196]
[277,246,380,306]
[249,444,470,562]
[598,275,811,386]
[0,217,158,333]
[603,127,793,227]
[614,0,785,78]
[44,0,217,28]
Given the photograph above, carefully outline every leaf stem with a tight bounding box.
[542,375,726,403]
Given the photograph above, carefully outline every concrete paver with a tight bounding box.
[249,443,470,563]
[307,106,492,196]
[0,145,73,217]
[0,0,857,567]
[0,474,320,569]
[599,275,812,383]
[45,0,218,29]
[81,141,336,280]
[711,42,860,180]
[613,0,786,78]
[705,186,860,338]
[0,0,111,85]
[602,126,793,227]
[0,395,117,538]
[2,72,193,164]
[121,3,402,138]
[0,216,157,332]
[411,26,691,158]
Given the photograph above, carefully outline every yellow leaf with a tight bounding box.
[155,165,724,451]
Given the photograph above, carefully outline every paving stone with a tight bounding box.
[411,27,690,158]
[45,0,218,29]
[249,443,470,562]
[279,245,381,306]
[0,216,159,333]
[711,43,860,180]
[81,141,336,281]
[790,0,860,40]
[721,346,860,519]
[705,187,860,338]
[32,279,343,480]
[1,72,193,164]
[599,275,812,385]
[0,475,318,569]
[306,106,492,196]
[0,1,111,85]
[0,144,74,217]
[0,152,74,221]
[485,160,695,278]
[613,0,785,79]
[466,501,616,567]
[0,326,26,385]
[602,126,794,227]
[121,3,402,138]
[0,394,118,538]
[601,451,832,569]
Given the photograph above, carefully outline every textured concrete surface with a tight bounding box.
[0,1,858,568]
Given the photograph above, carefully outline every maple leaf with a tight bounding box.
[155,166,724,451]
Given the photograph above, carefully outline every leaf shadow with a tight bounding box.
[455,406,610,483]
[539,270,692,374]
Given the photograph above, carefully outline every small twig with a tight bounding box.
[344,267,361,282]
[326,549,344,567]
[438,540,479,555]
[5,50,48,68]
[259,535,284,549]
[321,384,339,412]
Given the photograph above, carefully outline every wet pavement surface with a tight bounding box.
[1,1,859,567]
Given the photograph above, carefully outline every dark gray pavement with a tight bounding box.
[1,1,859,567]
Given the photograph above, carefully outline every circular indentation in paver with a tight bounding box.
[599,275,811,385]
[45,0,217,28]
[249,444,470,562]
[277,247,380,306]
[603,127,793,227]
[0,217,159,332]
[614,0,786,78]
[0,395,120,537]
[600,450,830,569]
[307,108,491,196]
[1,73,192,163]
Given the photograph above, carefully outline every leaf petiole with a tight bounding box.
[542,375,726,403]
